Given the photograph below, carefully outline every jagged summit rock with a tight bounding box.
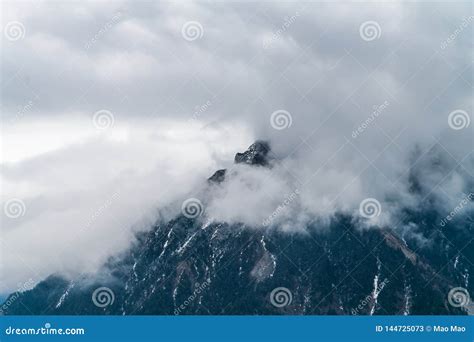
[208,141,271,184]
[208,169,226,184]
[234,140,271,166]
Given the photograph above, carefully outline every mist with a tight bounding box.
[1,1,472,294]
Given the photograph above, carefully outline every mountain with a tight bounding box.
[2,141,473,315]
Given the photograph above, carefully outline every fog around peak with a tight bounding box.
[1,1,472,293]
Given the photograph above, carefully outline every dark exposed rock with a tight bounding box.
[234,140,271,166]
[4,212,470,315]
[208,169,226,184]
[208,141,271,184]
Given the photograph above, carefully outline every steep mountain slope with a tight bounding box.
[2,142,472,315]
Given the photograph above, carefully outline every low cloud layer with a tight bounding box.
[1,1,473,293]
[1,119,252,293]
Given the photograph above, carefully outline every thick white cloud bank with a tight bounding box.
[1,1,473,293]
[0,117,253,293]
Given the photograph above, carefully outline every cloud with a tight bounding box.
[0,118,252,293]
[1,1,473,293]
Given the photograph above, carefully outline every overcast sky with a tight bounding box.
[1,1,473,294]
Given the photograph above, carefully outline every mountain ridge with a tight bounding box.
[1,141,472,315]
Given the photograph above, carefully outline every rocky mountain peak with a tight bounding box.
[208,141,271,184]
[207,169,226,184]
[2,139,471,316]
[234,140,271,166]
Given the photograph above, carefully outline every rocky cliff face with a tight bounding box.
[2,142,472,315]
